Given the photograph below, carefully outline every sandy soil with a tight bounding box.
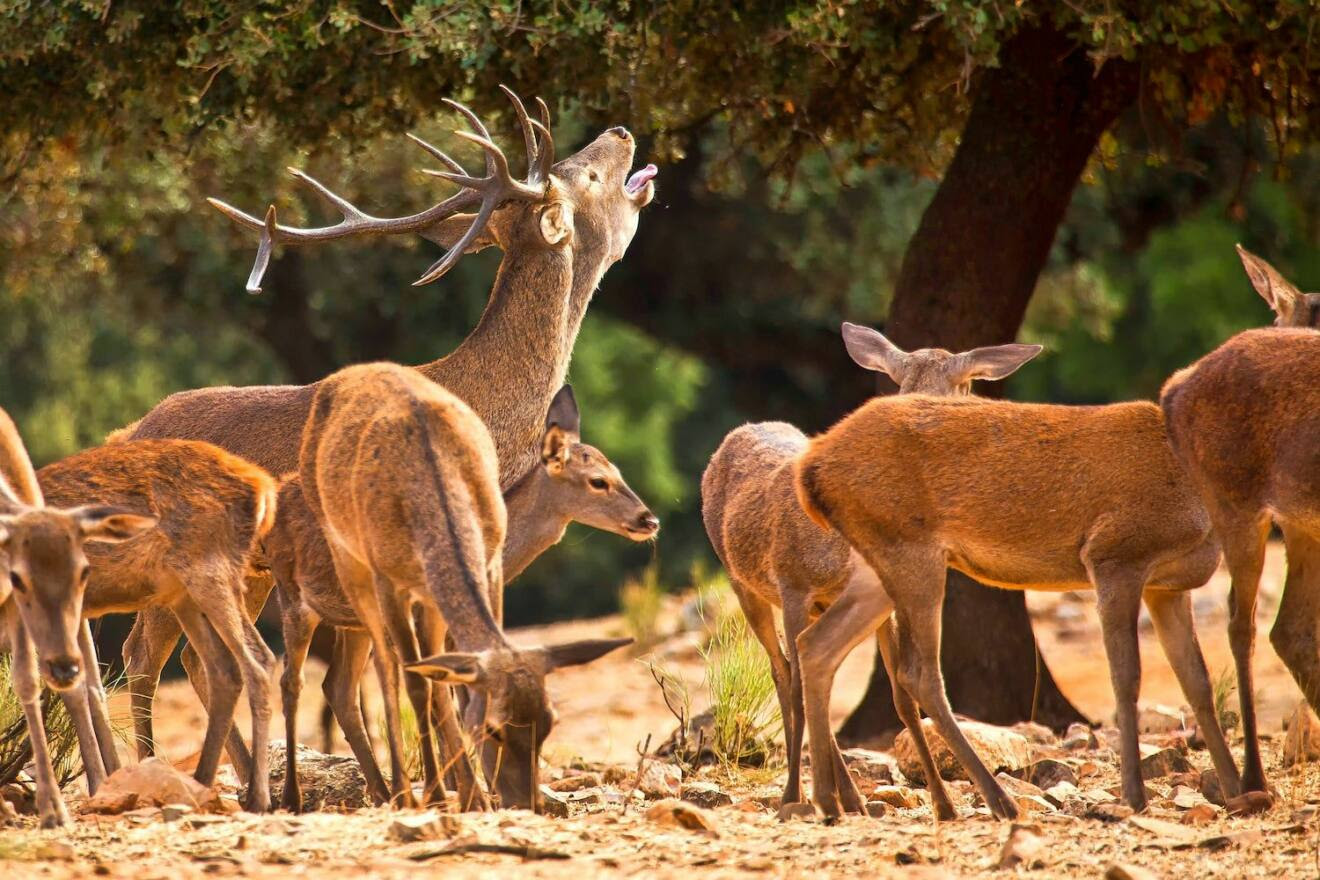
[3,541,1319,878]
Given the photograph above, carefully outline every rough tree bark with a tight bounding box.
[838,25,1141,741]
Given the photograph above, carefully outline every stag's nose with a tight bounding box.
[47,657,81,689]
[636,512,659,534]
[607,126,632,141]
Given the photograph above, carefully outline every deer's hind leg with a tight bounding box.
[170,598,243,791]
[278,587,321,811]
[730,576,800,804]
[123,605,181,760]
[376,586,447,808]
[322,627,391,805]
[1270,525,1320,748]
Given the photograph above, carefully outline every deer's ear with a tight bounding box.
[541,425,572,475]
[406,652,486,684]
[74,507,157,543]
[545,385,580,439]
[1238,244,1303,317]
[538,202,574,247]
[541,637,633,672]
[420,213,499,253]
[841,322,908,379]
[958,343,1043,382]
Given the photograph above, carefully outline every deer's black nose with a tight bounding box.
[637,512,659,533]
[47,657,81,689]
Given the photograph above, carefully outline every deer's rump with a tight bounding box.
[127,383,319,477]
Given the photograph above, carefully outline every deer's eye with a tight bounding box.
[588,170,600,183]
[9,572,25,593]
[588,478,609,491]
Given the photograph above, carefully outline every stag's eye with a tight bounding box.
[9,572,24,593]
[588,170,600,183]
[588,477,609,492]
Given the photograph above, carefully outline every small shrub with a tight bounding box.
[700,611,782,767]
[620,564,666,650]
[1212,665,1240,735]
[0,654,87,786]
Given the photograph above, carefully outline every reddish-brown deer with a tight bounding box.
[0,408,156,827]
[270,384,655,810]
[702,323,1041,818]
[794,395,1241,818]
[1163,306,1320,798]
[34,440,279,811]
[300,362,629,812]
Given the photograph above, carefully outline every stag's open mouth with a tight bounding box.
[625,164,658,195]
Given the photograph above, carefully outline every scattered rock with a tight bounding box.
[777,801,818,822]
[680,781,732,809]
[389,812,460,843]
[1011,721,1058,745]
[1062,723,1099,751]
[997,822,1047,870]
[646,798,719,836]
[1138,745,1192,780]
[548,772,601,792]
[1282,700,1320,767]
[1042,780,1083,809]
[1199,828,1264,850]
[870,785,924,810]
[840,748,900,785]
[1198,770,1226,806]
[1,783,33,816]
[34,841,76,861]
[265,743,369,811]
[1086,803,1135,822]
[82,759,222,815]
[602,766,630,786]
[1167,771,1201,789]
[864,801,888,818]
[1026,758,1076,790]
[892,719,1030,783]
[1169,786,1209,810]
[160,803,193,822]
[636,762,682,799]
[1225,791,1274,816]
[1180,804,1218,825]
[1106,863,1160,880]
[538,788,572,819]
[0,794,16,825]
[1138,704,1187,735]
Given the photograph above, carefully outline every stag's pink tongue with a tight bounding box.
[626,164,658,194]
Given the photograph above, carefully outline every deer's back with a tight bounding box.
[39,439,277,613]
[129,383,317,476]
[702,423,852,603]
[799,396,1210,587]
[1162,327,1320,521]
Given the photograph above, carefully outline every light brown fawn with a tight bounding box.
[0,408,156,827]
[794,395,1241,818]
[702,323,1041,818]
[35,439,279,811]
[300,363,630,812]
[272,384,656,810]
[1161,252,1320,797]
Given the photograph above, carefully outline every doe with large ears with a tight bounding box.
[300,363,630,813]
[701,323,1041,819]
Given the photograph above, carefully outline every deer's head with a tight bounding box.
[841,322,1042,396]
[210,87,655,293]
[537,385,658,541]
[0,503,154,690]
[407,637,632,811]
[1237,244,1320,329]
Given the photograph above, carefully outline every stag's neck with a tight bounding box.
[418,245,588,488]
[500,470,570,582]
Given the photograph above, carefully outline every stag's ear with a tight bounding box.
[541,637,633,672]
[1238,243,1304,318]
[545,385,580,438]
[841,322,909,379]
[420,213,499,253]
[406,652,486,684]
[74,507,157,543]
[958,344,1043,383]
[538,202,574,246]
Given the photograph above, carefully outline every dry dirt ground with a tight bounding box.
[4,541,1320,878]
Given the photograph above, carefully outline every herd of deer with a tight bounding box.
[1,88,1317,834]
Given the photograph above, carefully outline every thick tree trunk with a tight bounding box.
[838,26,1140,741]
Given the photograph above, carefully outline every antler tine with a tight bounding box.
[413,196,500,287]
[245,205,278,294]
[442,98,496,177]
[406,132,468,176]
[533,97,556,182]
[287,167,370,223]
[498,85,538,180]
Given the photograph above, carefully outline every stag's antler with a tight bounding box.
[209,87,557,293]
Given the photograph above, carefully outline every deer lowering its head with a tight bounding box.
[300,363,630,812]
[794,392,1242,819]
[268,384,656,810]
[0,408,156,827]
[702,323,1041,819]
[1161,255,1320,799]
[1237,244,1320,329]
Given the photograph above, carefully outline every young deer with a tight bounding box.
[35,439,279,812]
[0,409,155,827]
[702,323,1041,818]
[1163,321,1320,797]
[1237,244,1320,329]
[794,395,1242,818]
[272,384,656,810]
[300,363,630,812]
